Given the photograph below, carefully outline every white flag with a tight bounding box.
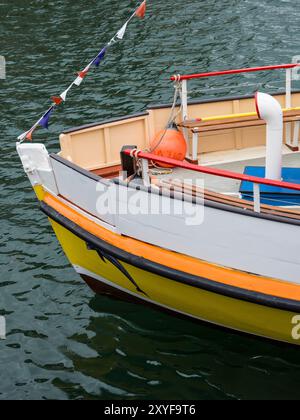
[74,64,90,87]
[18,131,28,141]
[74,76,84,86]
[116,22,128,40]
[60,83,73,101]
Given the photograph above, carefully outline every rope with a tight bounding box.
[150,161,173,175]
[148,81,183,161]
[129,81,183,176]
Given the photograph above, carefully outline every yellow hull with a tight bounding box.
[49,217,300,346]
[32,186,300,345]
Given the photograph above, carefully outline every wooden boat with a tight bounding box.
[17,63,300,345]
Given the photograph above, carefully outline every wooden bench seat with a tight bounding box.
[178,109,300,162]
[178,109,300,132]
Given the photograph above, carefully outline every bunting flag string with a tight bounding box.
[39,106,56,129]
[51,96,63,105]
[60,83,74,102]
[136,1,147,19]
[24,129,35,142]
[74,65,91,86]
[18,0,147,142]
[92,47,107,67]
[116,22,129,40]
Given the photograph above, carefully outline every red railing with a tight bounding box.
[124,149,300,192]
[171,64,299,82]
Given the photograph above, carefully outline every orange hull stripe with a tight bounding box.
[44,193,300,302]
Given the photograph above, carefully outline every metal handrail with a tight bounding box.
[124,149,300,192]
[171,64,300,82]
[171,63,300,158]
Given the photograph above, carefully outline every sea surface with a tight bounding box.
[1,0,300,400]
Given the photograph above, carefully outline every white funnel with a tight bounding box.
[255,92,283,180]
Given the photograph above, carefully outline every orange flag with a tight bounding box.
[135,1,146,19]
[51,96,63,105]
[26,129,34,141]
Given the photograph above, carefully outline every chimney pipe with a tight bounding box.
[255,92,283,181]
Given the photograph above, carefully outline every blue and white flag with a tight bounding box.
[39,106,55,129]
[93,48,107,67]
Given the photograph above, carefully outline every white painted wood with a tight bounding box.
[293,121,300,148]
[192,132,199,162]
[54,193,118,234]
[43,155,300,285]
[17,143,58,195]
[141,159,150,187]
[50,157,115,226]
[253,183,261,213]
[197,145,299,167]
[114,184,300,285]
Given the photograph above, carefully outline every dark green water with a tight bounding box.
[1,0,300,400]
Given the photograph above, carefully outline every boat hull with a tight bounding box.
[44,207,300,346]
[16,88,300,347]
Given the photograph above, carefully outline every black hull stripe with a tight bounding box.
[40,201,300,313]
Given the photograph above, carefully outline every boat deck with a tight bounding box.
[92,146,300,211]
[155,149,300,206]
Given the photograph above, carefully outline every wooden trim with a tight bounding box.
[286,144,300,152]
[179,109,300,131]
[92,165,122,179]
[62,112,149,135]
[185,157,199,165]
[64,115,149,137]
[104,128,112,163]
[154,178,300,221]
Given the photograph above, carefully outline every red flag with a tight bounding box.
[78,69,89,79]
[51,96,63,105]
[26,129,34,141]
[135,1,146,19]
[74,68,90,86]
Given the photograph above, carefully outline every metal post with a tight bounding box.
[181,79,188,122]
[286,68,292,146]
[141,158,150,187]
[286,68,292,107]
[293,121,300,149]
[253,183,261,213]
[192,131,199,163]
[181,79,189,156]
